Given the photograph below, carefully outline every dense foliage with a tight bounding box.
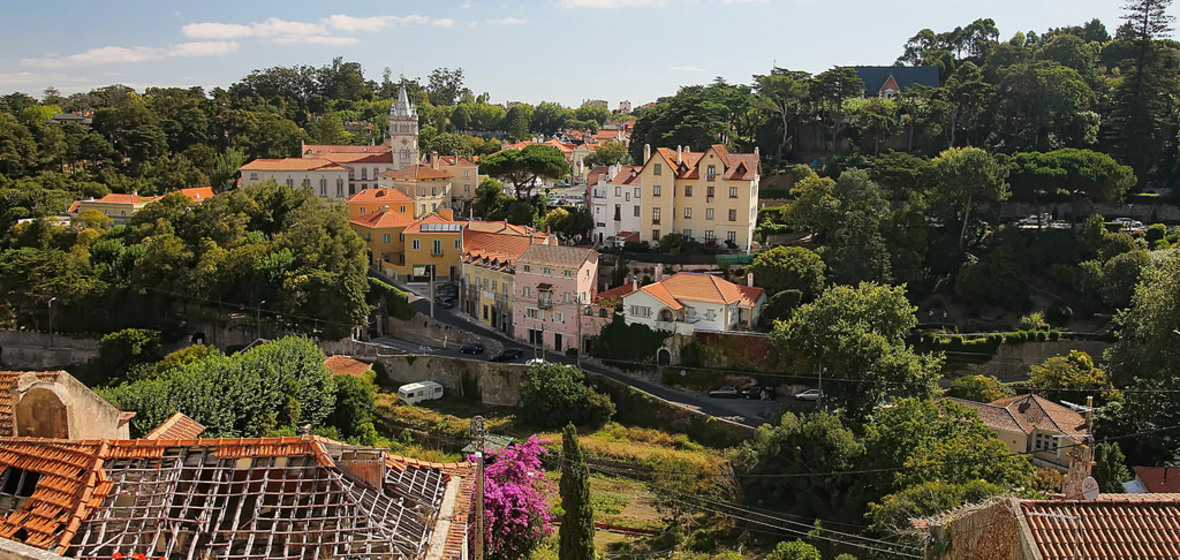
[482,436,554,560]
[519,363,615,430]
[558,424,595,560]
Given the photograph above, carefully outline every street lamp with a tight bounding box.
[257,300,266,340]
[47,297,57,349]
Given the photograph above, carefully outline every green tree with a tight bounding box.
[582,141,631,168]
[1101,249,1150,309]
[327,371,377,443]
[765,540,821,560]
[426,132,475,158]
[558,423,594,560]
[748,246,826,298]
[866,480,1006,548]
[480,144,571,198]
[542,206,593,242]
[426,67,467,106]
[947,374,1009,402]
[1008,149,1135,229]
[932,147,1010,250]
[90,328,162,385]
[1111,0,1178,180]
[309,112,350,145]
[785,175,839,238]
[519,363,614,429]
[531,101,572,136]
[1092,442,1132,493]
[574,104,611,126]
[473,177,510,220]
[753,68,811,157]
[1029,351,1121,405]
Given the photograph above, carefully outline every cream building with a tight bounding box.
[377,164,453,218]
[239,158,351,200]
[591,164,644,246]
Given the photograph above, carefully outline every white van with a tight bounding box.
[398,381,444,404]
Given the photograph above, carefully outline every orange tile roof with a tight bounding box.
[177,187,215,202]
[595,283,637,302]
[303,144,392,156]
[587,166,611,185]
[0,371,63,436]
[351,209,416,229]
[1132,467,1180,493]
[639,282,684,310]
[462,229,549,268]
[346,187,414,205]
[610,165,643,185]
[143,412,206,440]
[377,164,452,181]
[88,193,156,205]
[404,213,466,234]
[240,157,349,172]
[518,244,597,268]
[644,272,765,306]
[647,146,760,181]
[313,151,394,165]
[323,355,372,377]
[989,394,1088,436]
[1021,496,1180,559]
[437,155,478,166]
[940,397,1025,433]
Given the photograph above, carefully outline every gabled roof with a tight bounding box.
[1021,495,1180,559]
[1132,466,1180,493]
[647,145,760,181]
[595,283,637,302]
[628,273,765,308]
[436,155,478,167]
[241,157,349,172]
[463,228,550,268]
[849,66,939,95]
[346,187,415,205]
[404,213,465,235]
[351,210,416,230]
[0,371,62,436]
[518,244,597,268]
[586,166,611,185]
[944,394,1088,436]
[143,412,206,440]
[378,165,453,181]
[177,187,215,202]
[324,355,373,377]
[85,193,157,205]
[609,165,643,186]
[0,436,473,560]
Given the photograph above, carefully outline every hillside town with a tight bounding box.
[1,1,1179,559]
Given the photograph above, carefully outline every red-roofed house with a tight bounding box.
[345,187,415,220]
[590,164,644,246]
[942,394,1089,470]
[620,272,765,334]
[240,157,351,200]
[324,355,373,377]
[431,153,480,212]
[460,224,553,333]
[378,162,454,218]
[69,187,216,225]
[1125,466,1180,494]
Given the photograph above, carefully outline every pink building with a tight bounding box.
[513,245,599,354]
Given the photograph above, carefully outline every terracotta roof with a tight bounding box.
[1021,496,1180,559]
[303,144,392,156]
[323,355,372,377]
[940,397,1025,434]
[437,155,477,167]
[66,200,80,213]
[638,282,684,310]
[989,394,1089,436]
[640,273,764,307]
[351,209,416,229]
[88,193,156,205]
[463,229,549,268]
[614,231,640,242]
[587,166,611,185]
[1132,467,1180,494]
[346,187,414,205]
[177,187,215,202]
[645,146,760,181]
[404,213,465,234]
[595,283,637,303]
[0,436,473,559]
[518,244,597,268]
[466,220,547,237]
[240,157,349,172]
[378,165,452,181]
[143,412,206,440]
[0,372,63,436]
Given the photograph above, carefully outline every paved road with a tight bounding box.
[395,282,775,428]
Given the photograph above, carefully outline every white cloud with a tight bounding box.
[180,21,255,39]
[0,71,85,86]
[22,41,239,68]
[561,0,667,7]
[183,14,450,45]
[487,17,528,25]
[273,35,361,46]
[325,14,433,32]
[432,18,456,27]
[670,65,706,72]
[723,0,769,3]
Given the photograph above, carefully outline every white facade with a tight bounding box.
[622,291,748,334]
[240,166,351,201]
[388,83,419,170]
[591,165,643,245]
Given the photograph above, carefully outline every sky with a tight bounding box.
[0,0,1160,109]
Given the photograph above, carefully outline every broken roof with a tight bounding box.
[0,436,472,560]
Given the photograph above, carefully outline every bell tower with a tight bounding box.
[387,78,419,170]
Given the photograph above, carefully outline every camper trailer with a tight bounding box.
[398,381,444,404]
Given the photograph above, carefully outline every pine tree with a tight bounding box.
[1092,442,1133,493]
[558,424,594,560]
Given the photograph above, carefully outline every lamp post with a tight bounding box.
[256,300,266,341]
[47,297,57,349]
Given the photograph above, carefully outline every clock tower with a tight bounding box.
[387,79,419,169]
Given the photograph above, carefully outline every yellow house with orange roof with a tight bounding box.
[69,187,217,224]
[430,153,480,212]
[349,209,416,276]
[344,188,415,221]
[392,213,466,281]
[377,164,453,218]
[459,222,553,333]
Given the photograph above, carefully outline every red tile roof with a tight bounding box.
[1021,496,1180,559]
[1132,467,1180,493]
[463,229,550,268]
[241,157,349,172]
[437,155,478,167]
[646,145,760,181]
[351,210,416,229]
[633,273,765,307]
[0,372,63,436]
[595,283,637,302]
[518,245,597,268]
[323,355,372,377]
[378,164,453,181]
[587,166,611,185]
[177,187,215,202]
[143,412,206,440]
[303,144,392,156]
[346,187,415,205]
[989,394,1088,436]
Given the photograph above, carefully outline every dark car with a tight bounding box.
[436,283,459,297]
[488,348,523,362]
[434,295,455,309]
[741,386,777,400]
[460,342,484,355]
[707,386,740,399]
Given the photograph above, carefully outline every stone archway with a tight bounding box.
[657,349,671,366]
[15,388,69,439]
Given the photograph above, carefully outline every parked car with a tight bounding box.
[434,295,455,309]
[794,388,822,402]
[460,342,484,355]
[1113,217,1147,232]
[524,357,548,366]
[741,386,777,400]
[1017,213,1051,227]
[488,348,523,362]
[436,282,459,297]
[708,386,740,399]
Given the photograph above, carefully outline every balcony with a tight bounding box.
[538,299,553,309]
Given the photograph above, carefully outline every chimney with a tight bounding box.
[677,146,682,164]
[654,263,664,282]
[747,272,754,287]
[431,151,440,170]
[644,144,651,162]
[1084,396,1094,431]
[631,277,638,291]
[754,146,760,159]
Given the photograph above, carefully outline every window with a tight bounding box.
[652,208,661,225]
[684,184,693,197]
[483,305,489,320]
[420,188,426,197]
[706,186,715,198]
[683,207,692,219]
[526,308,538,319]
[285,178,294,188]
[652,229,660,241]
[432,239,442,255]
[726,231,737,244]
[249,172,258,180]
[465,185,471,193]
[625,192,630,202]
[412,239,421,250]
[0,467,42,510]
[564,292,572,303]
[728,209,737,221]
[653,185,662,197]
[599,308,608,317]
[706,165,717,181]
[320,178,327,196]
[524,287,532,297]
[705,230,715,241]
[399,233,405,242]
[729,186,738,198]
[564,270,572,278]
[706,208,715,220]
[361,168,368,180]
[432,187,438,196]
[492,280,498,292]
[654,163,662,176]
[349,184,356,195]
[401,205,406,213]
[454,240,461,250]
[543,267,552,275]
[503,283,509,294]
[554,311,564,324]
[629,305,652,318]
[465,170,471,178]
[634,187,641,198]
[523,265,531,272]
[614,204,621,221]
[615,187,621,196]
[682,229,692,238]
[383,234,390,243]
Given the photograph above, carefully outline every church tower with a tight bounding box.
[387,80,419,170]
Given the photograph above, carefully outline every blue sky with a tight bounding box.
[0,0,1154,108]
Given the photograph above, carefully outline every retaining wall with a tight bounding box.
[0,331,98,370]
[959,340,1114,381]
[384,315,505,352]
[373,354,524,407]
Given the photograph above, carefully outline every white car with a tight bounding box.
[1113,217,1146,232]
[794,388,822,402]
[524,358,547,366]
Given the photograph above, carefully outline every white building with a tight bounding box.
[239,158,351,200]
[590,164,644,246]
[620,272,765,334]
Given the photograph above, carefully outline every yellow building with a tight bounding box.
[431,153,480,213]
[395,214,465,281]
[68,187,216,225]
[636,144,761,252]
[349,209,415,277]
[459,223,553,333]
[345,188,415,221]
[377,164,453,218]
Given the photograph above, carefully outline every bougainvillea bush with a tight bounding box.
[482,435,554,560]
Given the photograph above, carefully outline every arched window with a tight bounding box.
[659,309,674,322]
[285,178,294,188]
[319,178,327,196]
[336,178,345,198]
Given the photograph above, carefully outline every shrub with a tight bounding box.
[1046,302,1073,325]
[368,278,416,320]
[1019,312,1048,331]
[88,328,163,385]
[1049,329,1062,341]
[520,363,615,429]
[1146,223,1167,243]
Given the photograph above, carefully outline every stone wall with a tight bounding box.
[960,340,1114,381]
[0,331,97,370]
[384,315,505,353]
[373,355,524,407]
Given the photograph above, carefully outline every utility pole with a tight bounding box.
[47,297,56,349]
[429,266,436,319]
[469,416,486,560]
[256,299,266,341]
[817,362,824,412]
[575,294,586,370]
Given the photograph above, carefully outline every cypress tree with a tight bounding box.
[558,423,594,560]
